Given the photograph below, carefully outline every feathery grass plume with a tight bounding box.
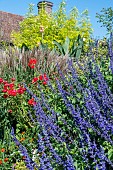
[0,46,69,76]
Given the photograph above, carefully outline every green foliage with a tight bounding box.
[53,34,84,59]
[11,0,93,49]
[96,7,113,34]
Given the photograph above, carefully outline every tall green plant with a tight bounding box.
[53,34,84,59]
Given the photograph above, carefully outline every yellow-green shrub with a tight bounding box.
[11,0,93,49]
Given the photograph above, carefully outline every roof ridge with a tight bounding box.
[0,10,24,17]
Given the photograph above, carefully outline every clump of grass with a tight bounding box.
[0,46,69,77]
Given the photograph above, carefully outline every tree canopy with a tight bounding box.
[96,7,113,34]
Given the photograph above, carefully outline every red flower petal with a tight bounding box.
[8,89,17,96]
[0,78,4,84]
[42,81,47,85]
[28,98,36,106]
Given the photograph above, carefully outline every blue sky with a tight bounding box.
[0,0,113,38]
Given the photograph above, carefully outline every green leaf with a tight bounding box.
[62,37,70,55]
[53,40,65,55]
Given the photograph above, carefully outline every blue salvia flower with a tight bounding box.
[87,79,113,119]
[34,102,65,143]
[32,97,66,145]
[110,56,113,74]
[41,128,63,165]
[37,133,53,170]
[37,83,57,120]
[78,106,112,143]
[39,153,53,170]
[63,155,76,170]
[31,90,75,168]
[37,83,74,144]
[67,60,83,92]
[95,65,113,100]
[85,88,113,144]
[93,143,113,169]
[99,145,113,168]
[24,84,63,143]
[109,32,113,58]
[28,111,36,124]
[11,128,38,170]
[47,79,57,93]
[79,139,89,166]
[56,79,89,131]
[56,78,113,168]
[80,132,109,169]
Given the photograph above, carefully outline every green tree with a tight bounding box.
[96,7,113,34]
[11,0,93,49]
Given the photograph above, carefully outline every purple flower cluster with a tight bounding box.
[11,35,113,169]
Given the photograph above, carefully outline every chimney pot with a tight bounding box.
[37,1,53,14]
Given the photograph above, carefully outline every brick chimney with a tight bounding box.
[37,1,53,14]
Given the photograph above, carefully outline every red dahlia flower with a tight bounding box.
[3,80,8,84]
[8,89,17,96]
[17,86,26,94]
[28,98,36,106]
[2,89,8,93]
[32,77,38,83]
[39,75,43,81]
[42,81,47,85]
[28,58,37,69]
[9,83,14,89]
[39,73,48,81]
